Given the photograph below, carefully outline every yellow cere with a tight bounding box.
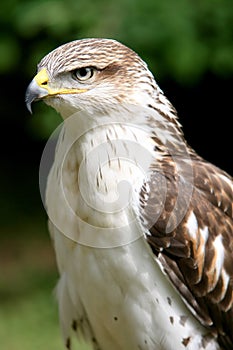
[35,68,49,86]
[34,68,87,96]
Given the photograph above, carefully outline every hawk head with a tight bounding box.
[25,38,161,118]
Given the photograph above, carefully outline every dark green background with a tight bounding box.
[0,0,232,348]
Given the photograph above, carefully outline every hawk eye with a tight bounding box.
[72,67,94,81]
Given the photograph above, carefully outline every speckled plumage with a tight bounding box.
[26,38,233,350]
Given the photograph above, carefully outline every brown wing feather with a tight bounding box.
[140,153,233,349]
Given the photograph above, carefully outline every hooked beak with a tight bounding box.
[25,68,50,113]
[25,79,49,113]
[25,67,87,113]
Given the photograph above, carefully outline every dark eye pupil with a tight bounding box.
[79,68,89,77]
[73,67,94,81]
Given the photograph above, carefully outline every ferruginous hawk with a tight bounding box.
[25,38,233,350]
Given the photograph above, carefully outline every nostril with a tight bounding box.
[41,81,48,86]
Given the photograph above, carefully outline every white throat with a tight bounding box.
[46,107,156,248]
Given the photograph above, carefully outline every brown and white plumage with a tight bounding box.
[142,155,233,349]
[26,38,233,350]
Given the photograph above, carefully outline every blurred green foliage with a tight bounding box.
[0,220,91,350]
[1,0,232,137]
[1,0,232,78]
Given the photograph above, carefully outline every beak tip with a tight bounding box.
[26,100,33,114]
[25,78,48,114]
[25,82,35,114]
